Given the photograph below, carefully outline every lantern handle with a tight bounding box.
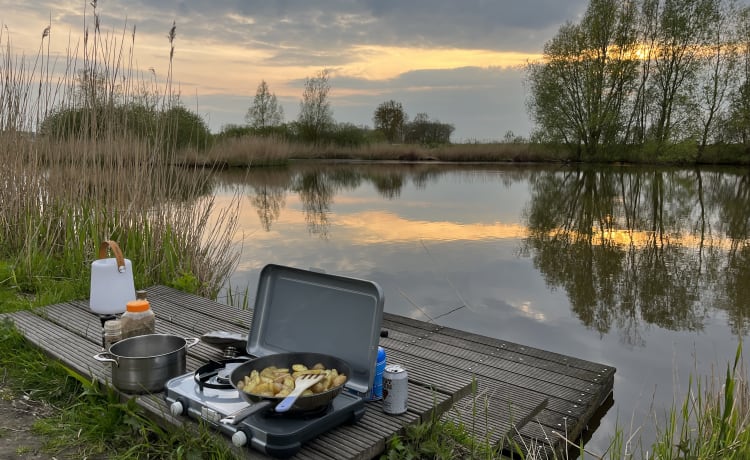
[98,240,127,273]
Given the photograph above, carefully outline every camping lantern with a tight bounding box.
[89,240,135,318]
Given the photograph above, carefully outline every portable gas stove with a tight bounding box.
[165,265,384,458]
[165,357,365,458]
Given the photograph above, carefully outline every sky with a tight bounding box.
[1,1,590,141]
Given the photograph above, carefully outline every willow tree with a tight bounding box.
[724,6,750,147]
[648,0,720,148]
[527,0,640,159]
[695,0,739,155]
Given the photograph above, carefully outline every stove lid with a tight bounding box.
[247,264,384,396]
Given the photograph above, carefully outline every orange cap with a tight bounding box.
[126,299,150,312]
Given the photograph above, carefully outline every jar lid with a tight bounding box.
[126,299,150,312]
[104,319,122,331]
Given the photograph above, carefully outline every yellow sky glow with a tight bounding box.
[167,43,542,98]
[2,8,542,106]
[342,45,541,80]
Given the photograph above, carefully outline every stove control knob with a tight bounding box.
[231,430,248,447]
[169,400,185,417]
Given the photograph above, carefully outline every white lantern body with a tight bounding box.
[89,241,136,315]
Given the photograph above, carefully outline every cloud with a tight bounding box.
[85,0,589,57]
[0,0,591,139]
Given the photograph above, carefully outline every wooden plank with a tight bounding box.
[384,322,606,384]
[384,340,599,404]
[383,324,605,395]
[5,310,109,382]
[443,394,548,450]
[384,313,614,374]
[147,285,254,328]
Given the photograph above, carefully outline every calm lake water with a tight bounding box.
[212,161,750,453]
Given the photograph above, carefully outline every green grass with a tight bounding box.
[0,318,240,459]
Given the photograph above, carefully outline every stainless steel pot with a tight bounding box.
[94,334,199,393]
[221,352,351,425]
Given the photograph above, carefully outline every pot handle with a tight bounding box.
[93,352,119,367]
[185,337,200,348]
[220,400,273,425]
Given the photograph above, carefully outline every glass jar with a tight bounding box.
[103,319,123,350]
[120,290,155,339]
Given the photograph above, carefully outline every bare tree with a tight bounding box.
[297,69,334,143]
[246,80,284,130]
[696,0,739,155]
[648,0,718,147]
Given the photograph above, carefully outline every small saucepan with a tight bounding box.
[221,351,351,425]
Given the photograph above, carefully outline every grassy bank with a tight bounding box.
[174,136,571,168]
[177,133,750,168]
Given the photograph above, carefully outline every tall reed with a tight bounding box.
[0,4,238,302]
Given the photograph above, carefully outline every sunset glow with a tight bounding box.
[0,0,586,139]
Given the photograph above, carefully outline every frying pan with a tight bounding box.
[221,352,352,425]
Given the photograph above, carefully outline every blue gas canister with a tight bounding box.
[369,346,387,400]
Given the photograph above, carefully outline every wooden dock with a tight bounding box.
[0,285,614,459]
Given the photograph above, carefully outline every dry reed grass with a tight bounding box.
[200,136,571,166]
[0,5,238,299]
[182,134,293,167]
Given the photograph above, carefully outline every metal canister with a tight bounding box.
[369,346,387,400]
[382,364,408,414]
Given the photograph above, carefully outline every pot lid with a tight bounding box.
[247,264,384,396]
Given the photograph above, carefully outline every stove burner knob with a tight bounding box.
[169,400,185,417]
[231,430,248,447]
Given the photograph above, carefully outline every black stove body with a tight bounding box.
[164,265,384,457]
[164,361,365,458]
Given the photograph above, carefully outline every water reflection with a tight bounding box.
[523,167,750,340]
[218,164,750,341]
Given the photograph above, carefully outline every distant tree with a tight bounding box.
[161,105,211,150]
[373,100,407,143]
[404,113,454,145]
[297,69,334,143]
[246,80,284,130]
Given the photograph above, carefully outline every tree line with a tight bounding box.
[231,69,455,147]
[526,0,750,161]
[39,68,455,151]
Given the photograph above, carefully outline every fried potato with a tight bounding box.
[333,374,347,387]
[240,363,348,397]
[292,369,325,378]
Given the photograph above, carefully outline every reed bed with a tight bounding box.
[0,5,238,305]
[181,134,293,167]
[198,135,571,167]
